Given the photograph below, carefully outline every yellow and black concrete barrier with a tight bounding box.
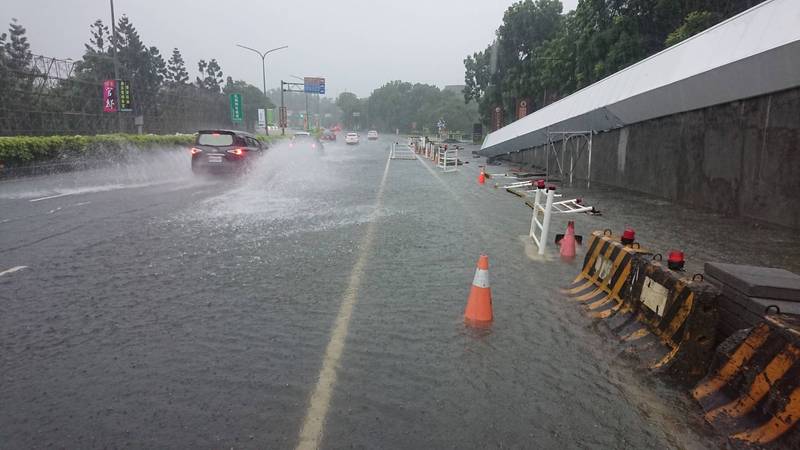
[613,259,719,382]
[562,231,638,321]
[564,230,800,446]
[562,230,720,383]
[692,315,800,447]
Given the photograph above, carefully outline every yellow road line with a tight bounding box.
[295,155,392,450]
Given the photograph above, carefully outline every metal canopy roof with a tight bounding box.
[480,0,800,157]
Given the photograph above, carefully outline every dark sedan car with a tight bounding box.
[191,130,265,175]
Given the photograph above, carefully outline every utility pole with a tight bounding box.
[109,0,121,132]
[290,75,310,131]
[236,44,288,136]
[281,79,307,134]
[280,80,285,136]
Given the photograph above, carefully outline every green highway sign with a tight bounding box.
[229,93,243,123]
[118,80,132,111]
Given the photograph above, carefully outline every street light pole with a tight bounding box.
[236,44,288,136]
[280,80,285,136]
[109,0,122,132]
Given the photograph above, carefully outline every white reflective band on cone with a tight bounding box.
[472,269,490,288]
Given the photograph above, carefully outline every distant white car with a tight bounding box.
[345,132,359,145]
[367,130,378,140]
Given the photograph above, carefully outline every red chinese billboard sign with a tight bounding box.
[492,106,503,131]
[516,98,529,120]
[103,79,117,113]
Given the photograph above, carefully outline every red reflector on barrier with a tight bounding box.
[621,228,636,245]
[668,250,685,270]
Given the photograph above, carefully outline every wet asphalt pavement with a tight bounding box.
[4,135,796,449]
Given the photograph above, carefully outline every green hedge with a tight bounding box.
[255,134,287,143]
[0,134,195,163]
[0,133,288,164]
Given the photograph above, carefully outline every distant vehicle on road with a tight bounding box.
[290,131,323,149]
[191,130,265,175]
[367,130,379,140]
[345,132,360,145]
[321,129,337,141]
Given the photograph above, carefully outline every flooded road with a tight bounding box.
[3,136,783,448]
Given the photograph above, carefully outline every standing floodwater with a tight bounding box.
[0,138,735,448]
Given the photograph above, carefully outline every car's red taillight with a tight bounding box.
[190,147,202,155]
[228,148,244,156]
[311,144,316,149]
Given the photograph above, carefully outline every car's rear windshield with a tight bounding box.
[197,133,234,146]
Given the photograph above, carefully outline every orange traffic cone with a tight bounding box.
[478,170,485,185]
[559,221,577,259]
[464,254,493,324]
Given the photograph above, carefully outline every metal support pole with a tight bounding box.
[588,132,593,188]
[110,0,122,133]
[569,143,574,185]
[530,188,542,238]
[546,134,553,182]
[261,56,268,135]
[236,45,287,135]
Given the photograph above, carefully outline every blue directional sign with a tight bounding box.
[304,77,326,94]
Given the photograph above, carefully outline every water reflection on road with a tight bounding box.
[0,137,754,448]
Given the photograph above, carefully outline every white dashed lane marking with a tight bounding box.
[0,266,29,277]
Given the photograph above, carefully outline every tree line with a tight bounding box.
[464,0,761,127]
[335,81,479,134]
[0,16,274,135]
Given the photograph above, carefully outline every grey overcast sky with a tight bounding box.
[2,0,578,98]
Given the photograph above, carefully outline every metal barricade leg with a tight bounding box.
[530,189,542,238]
[538,188,555,255]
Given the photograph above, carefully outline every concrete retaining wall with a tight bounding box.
[510,87,800,229]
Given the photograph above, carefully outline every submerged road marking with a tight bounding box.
[0,266,29,277]
[28,181,176,203]
[29,193,71,202]
[414,154,499,245]
[296,154,392,450]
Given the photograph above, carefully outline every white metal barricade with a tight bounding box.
[500,180,533,189]
[390,142,416,160]
[437,146,458,172]
[529,188,594,255]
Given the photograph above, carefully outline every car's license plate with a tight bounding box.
[208,155,222,163]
